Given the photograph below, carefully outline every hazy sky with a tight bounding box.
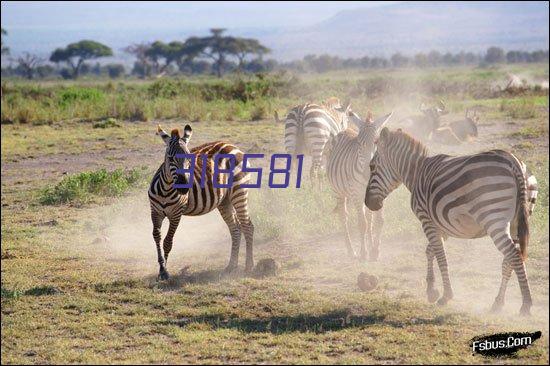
[1,1,398,31]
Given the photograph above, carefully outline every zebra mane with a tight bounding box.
[320,97,345,123]
[322,97,341,109]
[387,128,429,157]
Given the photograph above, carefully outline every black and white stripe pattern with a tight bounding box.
[324,112,392,260]
[283,98,361,184]
[149,124,254,279]
[365,128,535,315]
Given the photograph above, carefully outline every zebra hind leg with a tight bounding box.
[151,211,168,280]
[488,227,532,316]
[490,258,512,313]
[218,202,241,274]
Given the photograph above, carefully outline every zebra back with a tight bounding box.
[283,101,349,157]
[149,140,250,216]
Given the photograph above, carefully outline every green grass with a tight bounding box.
[38,167,148,205]
[2,64,547,125]
[500,98,540,119]
[1,64,548,364]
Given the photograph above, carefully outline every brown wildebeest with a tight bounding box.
[399,100,448,142]
[431,108,479,145]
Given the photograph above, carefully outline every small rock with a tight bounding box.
[252,258,280,278]
[357,272,378,292]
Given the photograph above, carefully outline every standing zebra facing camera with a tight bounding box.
[324,111,393,260]
[365,128,537,315]
[278,97,362,185]
[149,124,254,280]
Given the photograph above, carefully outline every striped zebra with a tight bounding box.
[149,124,254,280]
[324,111,393,260]
[365,128,536,315]
[282,97,362,184]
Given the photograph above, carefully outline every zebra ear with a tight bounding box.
[343,99,351,112]
[182,124,193,143]
[373,112,393,132]
[157,124,170,145]
[379,127,390,143]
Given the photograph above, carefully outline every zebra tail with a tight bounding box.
[517,199,529,262]
[514,161,530,262]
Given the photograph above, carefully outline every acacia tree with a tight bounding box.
[187,29,241,77]
[50,40,112,78]
[230,38,270,72]
[1,28,9,55]
[124,43,154,78]
[15,53,44,79]
[485,46,505,64]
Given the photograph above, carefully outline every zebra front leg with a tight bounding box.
[488,228,532,316]
[232,187,255,273]
[160,215,182,280]
[218,203,241,273]
[491,258,512,313]
[422,224,453,305]
[337,197,355,258]
[357,203,371,261]
[151,211,168,280]
[425,245,439,303]
[370,209,384,261]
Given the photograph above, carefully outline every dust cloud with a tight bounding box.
[77,82,548,331]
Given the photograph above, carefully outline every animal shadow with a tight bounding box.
[147,266,244,290]
[160,309,455,334]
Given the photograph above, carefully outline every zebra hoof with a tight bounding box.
[490,299,504,313]
[158,269,170,281]
[427,288,439,303]
[223,264,237,275]
[368,251,379,262]
[519,304,531,317]
[436,295,452,306]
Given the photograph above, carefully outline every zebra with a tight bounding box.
[324,111,393,260]
[364,128,536,315]
[149,124,254,280]
[282,97,362,185]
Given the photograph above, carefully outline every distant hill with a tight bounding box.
[1,1,548,63]
[265,1,550,60]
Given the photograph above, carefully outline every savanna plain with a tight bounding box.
[1,64,549,364]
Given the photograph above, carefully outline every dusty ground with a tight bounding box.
[1,102,549,363]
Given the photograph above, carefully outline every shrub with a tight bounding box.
[500,98,538,119]
[58,87,105,108]
[93,118,121,128]
[39,167,147,205]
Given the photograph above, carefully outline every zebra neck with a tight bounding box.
[162,158,173,184]
[395,152,426,192]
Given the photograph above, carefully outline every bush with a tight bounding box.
[105,64,125,79]
[58,87,105,108]
[500,98,538,119]
[39,168,146,205]
[93,118,121,128]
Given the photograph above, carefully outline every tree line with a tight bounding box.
[1,27,548,80]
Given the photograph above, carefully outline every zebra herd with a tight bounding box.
[148,97,538,315]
